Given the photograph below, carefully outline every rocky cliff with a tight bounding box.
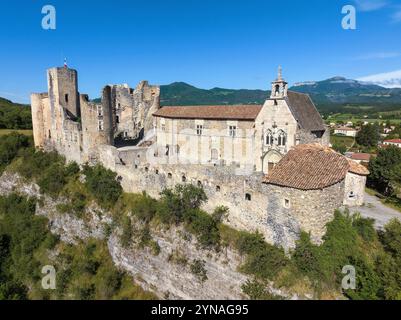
[0,172,258,300]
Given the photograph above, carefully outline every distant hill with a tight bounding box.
[160,82,268,106]
[158,78,401,115]
[291,77,401,104]
[0,98,32,129]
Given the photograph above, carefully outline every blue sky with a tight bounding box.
[1,0,401,103]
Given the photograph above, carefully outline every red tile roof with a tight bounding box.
[350,153,371,161]
[347,159,370,176]
[384,139,401,144]
[263,144,369,190]
[153,105,263,120]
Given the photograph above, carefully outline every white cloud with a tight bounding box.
[357,69,401,88]
[354,52,400,60]
[353,0,389,11]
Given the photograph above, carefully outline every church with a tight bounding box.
[153,67,330,174]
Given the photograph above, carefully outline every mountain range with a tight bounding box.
[2,76,401,118]
[160,77,401,108]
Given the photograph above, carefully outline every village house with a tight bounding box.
[383,139,401,148]
[334,126,358,137]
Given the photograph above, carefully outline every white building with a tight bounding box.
[383,139,401,148]
[334,127,358,137]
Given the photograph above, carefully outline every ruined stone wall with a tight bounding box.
[80,89,113,163]
[97,144,343,249]
[110,81,160,141]
[30,93,48,148]
[48,67,80,119]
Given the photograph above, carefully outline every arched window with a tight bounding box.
[278,130,287,146]
[265,130,273,146]
[275,84,280,96]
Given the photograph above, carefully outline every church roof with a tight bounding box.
[263,144,368,190]
[286,91,326,132]
[153,105,263,121]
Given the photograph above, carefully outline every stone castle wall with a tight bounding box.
[96,144,344,249]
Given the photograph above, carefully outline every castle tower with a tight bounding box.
[47,67,80,119]
[270,66,288,99]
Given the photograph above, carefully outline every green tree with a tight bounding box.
[356,123,380,147]
[368,146,401,195]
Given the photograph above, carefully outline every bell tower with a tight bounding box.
[270,66,288,99]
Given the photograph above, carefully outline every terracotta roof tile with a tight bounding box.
[153,105,263,120]
[263,144,350,190]
[350,153,371,161]
[347,159,370,176]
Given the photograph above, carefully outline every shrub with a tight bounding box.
[0,133,31,172]
[37,163,67,197]
[352,214,376,242]
[131,192,158,223]
[211,206,229,223]
[380,219,401,260]
[190,259,208,282]
[83,164,123,208]
[185,209,220,248]
[344,255,381,300]
[241,278,282,300]
[65,161,80,177]
[236,231,266,255]
[236,231,288,280]
[119,215,133,248]
[292,231,322,281]
[320,210,359,283]
[157,184,207,224]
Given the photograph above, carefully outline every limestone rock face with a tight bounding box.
[0,172,249,300]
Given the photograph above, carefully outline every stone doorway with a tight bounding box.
[262,149,283,174]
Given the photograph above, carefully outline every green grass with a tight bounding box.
[326,114,401,125]
[0,129,33,136]
[330,135,355,151]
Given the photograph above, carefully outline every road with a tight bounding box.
[349,192,401,229]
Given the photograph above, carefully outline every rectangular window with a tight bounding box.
[65,94,69,103]
[229,126,237,137]
[98,120,104,131]
[196,125,203,136]
[284,198,290,208]
[161,124,166,132]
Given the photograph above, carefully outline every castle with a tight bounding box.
[31,66,369,248]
